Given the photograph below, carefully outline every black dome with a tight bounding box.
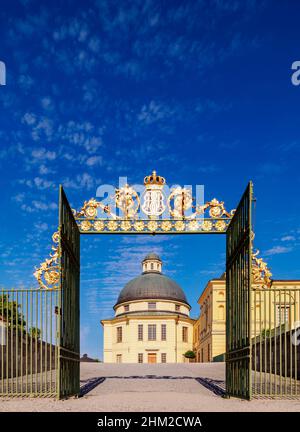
[115,273,189,307]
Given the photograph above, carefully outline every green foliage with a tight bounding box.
[261,328,270,338]
[29,327,41,340]
[184,350,196,359]
[0,294,26,329]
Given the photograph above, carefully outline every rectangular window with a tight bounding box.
[148,324,156,341]
[148,302,156,310]
[138,353,143,363]
[117,326,122,343]
[182,326,188,343]
[161,324,167,341]
[175,304,180,312]
[124,305,129,312]
[161,353,167,363]
[276,306,290,325]
[138,324,143,341]
[116,354,122,363]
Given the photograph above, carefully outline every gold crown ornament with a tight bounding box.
[144,170,166,188]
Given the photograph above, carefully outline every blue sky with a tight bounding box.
[0,0,300,359]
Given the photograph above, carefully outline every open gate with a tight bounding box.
[1,173,298,400]
[58,186,80,398]
[226,182,253,399]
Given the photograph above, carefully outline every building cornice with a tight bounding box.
[101,314,195,326]
[115,309,190,318]
[114,298,191,311]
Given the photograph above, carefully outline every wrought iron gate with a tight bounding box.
[58,186,80,398]
[226,182,253,399]
[1,171,298,400]
[0,288,59,396]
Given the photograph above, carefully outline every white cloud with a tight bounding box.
[88,37,101,53]
[34,222,49,231]
[22,112,36,125]
[281,235,295,242]
[12,193,25,203]
[31,147,56,162]
[39,164,55,175]
[264,246,293,256]
[62,173,95,190]
[86,155,102,166]
[41,97,53,110]
[137,100,174,125]
[18,75,34,91]
[21,200,58,212]
[33,177,55,189]
[58,121,103,154]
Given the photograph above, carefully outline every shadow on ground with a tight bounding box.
[79,377,106,397]
[80,375,226,397]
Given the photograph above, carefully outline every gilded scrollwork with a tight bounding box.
[196,198,235,219]
[167,187,193,219]
[33,231,60,290]
[252,249,273,289]
[115,184,140,219]
[72,171,235,233]
[73,198,117,220]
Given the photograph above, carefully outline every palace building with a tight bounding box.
[193,275,300,363]
[101,253,195,363]
[102,252,300,364]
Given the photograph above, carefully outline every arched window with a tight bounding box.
[151,263,154,270]
[218,305,225,321]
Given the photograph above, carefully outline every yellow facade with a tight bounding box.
[102,300,194,363]
[193,278,226,362]
[194,277,300,362]
[101,253,195,363]
[102,251,300,364]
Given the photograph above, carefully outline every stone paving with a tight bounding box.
[0,363,300,412]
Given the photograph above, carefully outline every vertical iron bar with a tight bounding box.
[25,291,28,395]
[10,291,13,395]
[259,290,262,394]
[269,288,272,396]
[20,292,24,396]
[40,290,42,394]
[284,290,287,395]
[264,289,266,396]
[1,290,3,395]
[274,291,277,395]
[50,291,52,395]
[295,290,298,396]
[30,290,33,395]
[289,290,292,396]
[35,291,38,394]
[6,292,8,395]
[254,289,257,396]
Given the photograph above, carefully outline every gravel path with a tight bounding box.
[0,363,299,412]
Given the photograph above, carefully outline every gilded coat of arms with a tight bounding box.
[141,171,166,217]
